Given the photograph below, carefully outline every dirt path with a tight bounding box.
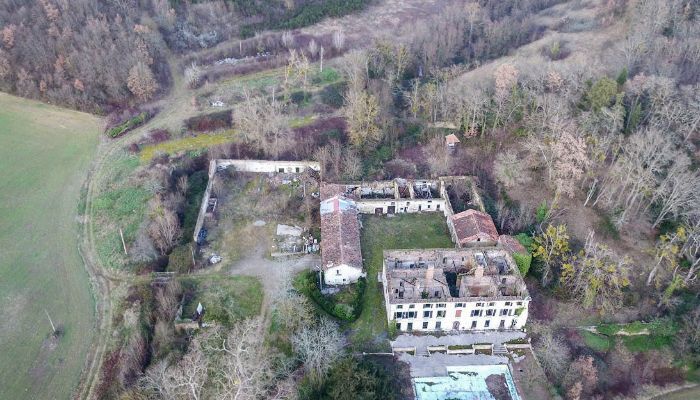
[74,55,192,399]
[226,233,320,327]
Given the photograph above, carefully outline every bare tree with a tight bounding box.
[425,135,450,177]
[149,336,209,400]
[551,131,590,198]
[534,331,571,381]
[332,29,345,51]
[208,318,278,400]
[184,62,202,88]
[342,149,363,180]
[494,150,527,188]
[291,318,343,384]
[648,155,700,228]
[127,61,158,102]
[147,196,181,255]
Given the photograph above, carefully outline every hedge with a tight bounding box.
[106,111,149,138]
[295,271,366,322]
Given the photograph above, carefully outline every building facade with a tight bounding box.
[381,248,530,332]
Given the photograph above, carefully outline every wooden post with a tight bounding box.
[44,309,56,333]
[190,245,196,270]
[320,46,324,72]
[119,228,128,256]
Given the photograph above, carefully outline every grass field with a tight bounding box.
[351,213,454,350]
[0,93,101,399]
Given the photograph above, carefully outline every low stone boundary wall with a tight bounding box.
[192,159,320,242]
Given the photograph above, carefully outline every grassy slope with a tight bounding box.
[352,213,454,351]
[0,93,100,399]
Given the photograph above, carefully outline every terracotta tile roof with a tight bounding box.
[498,234,527,255]
[451,209,499,245]
[445,133,461,145]
[320,196,363,271]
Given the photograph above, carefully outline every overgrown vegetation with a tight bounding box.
[352,214,454,350]
[294,271,366,321]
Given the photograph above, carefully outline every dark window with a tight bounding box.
[422,321,429,329]
[436,321,441,330]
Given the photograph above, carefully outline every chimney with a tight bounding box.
[425,264,435,283]
[474,265,484,279]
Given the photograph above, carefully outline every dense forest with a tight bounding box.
[3,0,700,399]
[0,0,371,112]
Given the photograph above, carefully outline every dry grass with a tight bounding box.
[139,130,238,162]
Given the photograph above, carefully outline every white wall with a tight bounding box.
[355,198,448,215]
[386,299,529,332]
[324,264,366,285]
[216,159,320,173]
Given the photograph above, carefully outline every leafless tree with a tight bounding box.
[281,31,294,49]
[207,318,278,400]
[146,336,208,400]
[147,196,182,255]
[291,318,343,384]
[494,150,527,188]
[648,154,700,228]
[127,61,159,102]
[551,131,590,198]
[332,29,345,51]
[425,135,450,177]
[591,128,675,226]
[534,331,571,381]
[342,150,363,180]
[184,62,202,88]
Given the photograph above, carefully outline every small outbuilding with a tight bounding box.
[450,209,499,246]
[445,133,461,148]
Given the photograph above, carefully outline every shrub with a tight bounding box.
[313,67,340,84]
[106,112,149,138]
[586,77,618,111]
[599,213,620,240]
[514,232,533,250]
[183,110,233,132]
[320,82,346,108]
[535,201,549,223]
[167,245,192,273]
[513,252,532,277]
[290,90,309,105]
[294,271,365,321]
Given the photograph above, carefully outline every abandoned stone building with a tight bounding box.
[450,209,500,246]
[381,248,530,332]
[319,194,365,285]
[321,179,450,215]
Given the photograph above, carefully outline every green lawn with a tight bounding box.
[180,275,263,326]
[0,93,101,399]
[351,213,454,351]
[581,331,612,353]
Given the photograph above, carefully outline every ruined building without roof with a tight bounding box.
[381,248,530,332]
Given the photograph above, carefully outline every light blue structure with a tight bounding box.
[413,365,521,400]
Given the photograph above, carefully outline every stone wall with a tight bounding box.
[192,159,319,242]
[215,159,320,173]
